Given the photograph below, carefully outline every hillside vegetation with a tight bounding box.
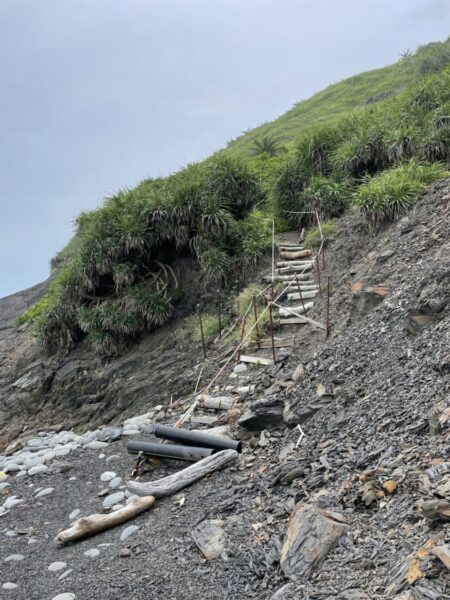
[19,39,450,354]
[225,38,450,156]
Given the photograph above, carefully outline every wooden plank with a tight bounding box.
[263,274,313,282]
[239,354,274,366]
[280,249,312,260]
[276,264,313,274]
[279,317,308,325]
[279,302,314,317]
[287,290,318,300]
[277,260,314,267]
[249,340,294,349]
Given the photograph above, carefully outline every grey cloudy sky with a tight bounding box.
[0,0,449,298]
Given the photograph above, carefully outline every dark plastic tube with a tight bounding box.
[152,423,242,453]
[127,440,215,462]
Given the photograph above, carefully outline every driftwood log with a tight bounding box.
[55,495,155,544]
[276,264,313,274]
[127,449,238,498]
[287,290,318,301]
[263,274,312,282]
[200,396,235,410]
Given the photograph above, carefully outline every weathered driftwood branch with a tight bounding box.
[126,449,238,498]
[276,260,313,267]
[55,495,155,544]
[263,274,312,282]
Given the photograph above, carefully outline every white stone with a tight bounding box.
[100,471,116,482]
[4,464,21,473]
[48,561,67,572]
[109,477,123,489]
[69,509,80,520]
[51,594,76,600]
[102,492,125,508]
[120,525,139,541]
[2,583,18,590]
[84,548,100,558]
[85,441,108,450]
[126,495,138,505]
[58,569,73,581]
[35,487,54,498]
[4,554,25,562]
[28,464,49,476]
[233,363,247,374]
[3,496,23,509]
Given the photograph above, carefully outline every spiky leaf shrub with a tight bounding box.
[352,160,449,226]
[301,177,348,220]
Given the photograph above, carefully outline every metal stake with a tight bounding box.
[315,254,322,294]
[322,245,325,270]
[236,313,248,363]
[252,295,261,349]
[268,285,277,364]
[197,304,207,358]
[218,291,222,339]
[326,276,331,339]
[295,275,306,311]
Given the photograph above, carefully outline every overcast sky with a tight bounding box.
[0,0,448,298]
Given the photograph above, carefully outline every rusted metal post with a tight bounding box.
[322,245,325,270]
[315,254,322,294]
[325,276,331,339]
[252,295,261,349]
[218,292,222,339]
[197,304,207,358]
[295,275,306,311]
[236,313,248,363]
[268,285,277,364]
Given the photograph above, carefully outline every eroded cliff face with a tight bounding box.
[0,259,227,449]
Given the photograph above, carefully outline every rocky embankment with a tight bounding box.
[0,179,449,599]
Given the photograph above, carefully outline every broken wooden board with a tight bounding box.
[276,260,314,267]
[276,265,313,274]
[239,354,274,366]
[249,339,295,349]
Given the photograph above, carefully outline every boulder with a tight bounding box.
[280,501,348,579]
[237,397,284,431]
[191,519,225,560]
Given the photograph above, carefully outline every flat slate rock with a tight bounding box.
[191,519,225,560]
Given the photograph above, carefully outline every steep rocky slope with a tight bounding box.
[0,180,449,599]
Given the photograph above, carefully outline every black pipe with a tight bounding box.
[152,423,242,453]
[127,440,215,462]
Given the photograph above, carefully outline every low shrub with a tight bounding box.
[352,160,449,226]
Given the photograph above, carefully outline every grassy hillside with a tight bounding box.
[19,38,450,355]
[225,38,450,157]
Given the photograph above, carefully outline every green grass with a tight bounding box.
[304,220,337,247]
[178,312,229,345]
[224,38,450,157]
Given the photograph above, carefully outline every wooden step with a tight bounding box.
[263,274,312,282]
[276,260,315,267]
[279,317,308,325]
[276,264,313,274]
[278,245,304,252]
[249,339,294,349]
[239,355,274,366]
[278,303,314,317]
[279,249,312,260]
[287,290,318,300]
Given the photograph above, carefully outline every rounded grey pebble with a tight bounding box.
[69,509,80,520]
[102,491,125,508]
[2,582,18,590]
[51,594,76,600]
[48,561,67,572]
[84,548,100,558]
[109,477,123,489]
[4,554,25,562]
[120,525,139,541]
